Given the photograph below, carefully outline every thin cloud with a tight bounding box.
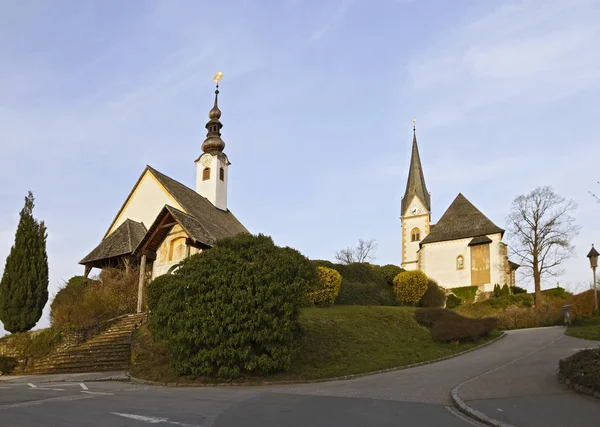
[308,0,354,42]
[407,0,600,126]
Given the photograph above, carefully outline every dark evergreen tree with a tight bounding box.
[0,192,49,333]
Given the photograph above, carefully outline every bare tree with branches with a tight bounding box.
[335,238,378,264]
[506,186,580,306]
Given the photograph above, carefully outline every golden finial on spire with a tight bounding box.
[214,72,223,85]
[412,119,417,132]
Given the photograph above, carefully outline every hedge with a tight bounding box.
[415,308,497,343]
[148,234,319,378]
[451,286,478,304]
[559,349,600,394]
[311,261,397,306]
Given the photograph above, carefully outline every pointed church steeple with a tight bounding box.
[401,123,430,216]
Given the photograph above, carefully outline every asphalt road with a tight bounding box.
[0,327,598,427]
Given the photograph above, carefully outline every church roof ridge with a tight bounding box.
[420,193,504,245]
[401,128,430,216]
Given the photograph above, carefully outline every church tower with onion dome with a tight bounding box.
[195,72,230,211]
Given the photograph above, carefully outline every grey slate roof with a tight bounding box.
[134,205,216,254]
[401,131,431,216]
[81,166,248,267]
[147,166,248,241]
[80,219,147,264]
[420,193,504,245]
[468,235,493,246]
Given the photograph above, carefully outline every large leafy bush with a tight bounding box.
[392,270,428,305]
[559,349,600,393]
[148,234,319,378]
[308,267,342,306]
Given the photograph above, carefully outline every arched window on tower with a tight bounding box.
[411,227,421,242]
[456,255,464,270]
[202,167,210,181]
[219,167,225,181]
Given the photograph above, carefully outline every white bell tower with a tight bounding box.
[195,72,230,211]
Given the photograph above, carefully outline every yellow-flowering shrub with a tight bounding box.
[392,270,428,305]
[308,267,342,307]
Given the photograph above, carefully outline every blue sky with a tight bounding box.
[1,0,599,336]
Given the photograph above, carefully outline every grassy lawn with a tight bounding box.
[566,316,600,341]
[131,306,498,384]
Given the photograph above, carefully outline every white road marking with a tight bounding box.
[27,383,37,388]
[111,412,202,426]
[0,394,94,410]
[81,391,113,396]
[79,383,88,390]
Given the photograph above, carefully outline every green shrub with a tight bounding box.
[419,279,446,308]
[451,286,478,304]
[51,269,138,327]
[446,294,462,308]
[308,267,342,307]
[393,271,428,305]
[487,293,533,309]
[378,264,404,286]
[493,284,502,298]
[311,261,397,306]
[559,349,600,393]
[0,355,17,375]
[511,286,527,294]
[3,327,63,359]
[148,234,319,378]
[501,284,511,297]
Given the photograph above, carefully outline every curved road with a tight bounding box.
[1,327,598,426]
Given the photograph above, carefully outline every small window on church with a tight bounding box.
[219,167,225,181]
[411,228,421,242]
[202,167,210,181]
[457,255,464,270]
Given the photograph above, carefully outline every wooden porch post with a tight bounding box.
[137,254,147,313]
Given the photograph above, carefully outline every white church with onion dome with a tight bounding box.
[400,123,519,293]
[79,73,248,310]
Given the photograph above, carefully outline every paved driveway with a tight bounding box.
[0,327,598,427]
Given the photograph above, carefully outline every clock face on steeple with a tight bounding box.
[409,204,422,216]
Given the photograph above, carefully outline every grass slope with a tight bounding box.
[131,306,497,383]
[566,316,600,341]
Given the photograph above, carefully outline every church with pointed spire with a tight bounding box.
[400,126,519,292]
[80,74,248,309]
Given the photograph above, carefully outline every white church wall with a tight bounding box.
[421,233,506,292]
[108,170,183,236]
[421,238,472,289]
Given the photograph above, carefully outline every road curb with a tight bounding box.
[129,332,507,388]
[450,385,515,427]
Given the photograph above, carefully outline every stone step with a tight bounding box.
[34,351,130,364]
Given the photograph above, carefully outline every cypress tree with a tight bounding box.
[0,192,49,333]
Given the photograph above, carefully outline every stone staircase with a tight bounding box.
[27,313,146,374]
